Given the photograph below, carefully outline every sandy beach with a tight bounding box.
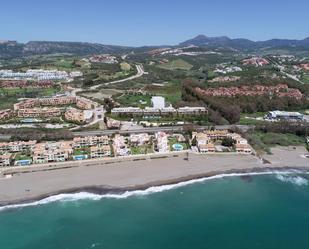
[0,147,308,206]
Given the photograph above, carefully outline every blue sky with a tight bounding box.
[1,0,308,46]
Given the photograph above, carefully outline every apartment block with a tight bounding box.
[65,108,93,123]
[17,108,61,118]
[155,132,169,153]
[0,140,37,153]
[73,136,110,148]
[113,135,130,156]
[90,145,111,158]
[129,133,150,146]
[0,109,14,120]
[0,154,12,167]
[76,97,97,110]
[33,141,73,164]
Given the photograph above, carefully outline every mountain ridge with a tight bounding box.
[180,34,309,50]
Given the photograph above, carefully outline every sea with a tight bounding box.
[1,171,309,249]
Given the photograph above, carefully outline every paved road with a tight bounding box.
[73,125,253,137]
[90,64,145,89]
[0,125,252,140]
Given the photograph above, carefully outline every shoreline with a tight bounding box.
[1,166,309,209]
[0,147,308,208]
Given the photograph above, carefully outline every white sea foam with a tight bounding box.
[0,170,307,211]
[275,174,308,186]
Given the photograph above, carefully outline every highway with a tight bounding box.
[0,125,253,140]
[72,125,253,137]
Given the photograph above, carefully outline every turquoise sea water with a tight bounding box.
[1,172,309,249]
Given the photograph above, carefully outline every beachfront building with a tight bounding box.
[73,136,110,148]
[0,109,14,120]
[113,135,130,156]
[0,140,37,153]
[65,108,94,123]
[155,132,169,153]
[129,133,150,146]
[0,154,12,167]
[33,141,73,164]
[17,108,61,118]
[90,145,111,158]
[192,132,215,153]
[232,136,252,154]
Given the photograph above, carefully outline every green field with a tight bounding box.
[301,74,309,84]
[157,59,193,71]
[117,94,152,108]
[247,132,306,154]
[0,87,61,109]
[130,145,154,155]
[144,83,182,106]
[73,148,90,156]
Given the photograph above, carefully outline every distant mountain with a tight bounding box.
[180,34,309,51]
[0,41,132,59]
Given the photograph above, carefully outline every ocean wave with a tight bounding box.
[275,174,308,186]
[0,170,307,211]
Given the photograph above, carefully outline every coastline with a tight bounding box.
[0,146,308,208]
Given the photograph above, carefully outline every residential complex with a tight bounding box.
[33,141,73,164]
[89,54,118,64]
[0,129,253,167]
[65,108,94,123]
[0,69,82,81]
[0,95,98,121]
[155,132,169,153]
[17,108,61,118]
[0,80,54,88]
[196,84,303,100]
[111,106,207,116]
[242,57,269,67]
[193,130,252,154]
[0,109,14,120]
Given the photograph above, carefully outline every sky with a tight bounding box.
[1,0,309,46]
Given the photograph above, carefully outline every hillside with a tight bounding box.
[180,34,309,51]
[0,40,131,59]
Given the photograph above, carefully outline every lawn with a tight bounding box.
[73,148,90,156]
[157,59,193,71]
[0,87,61,109]
[130,145,154,155]
[301,73,309,84]
[168,136,188,151]
[117,95,152,108]
[144,83,182,106]
[15,153,32,161]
